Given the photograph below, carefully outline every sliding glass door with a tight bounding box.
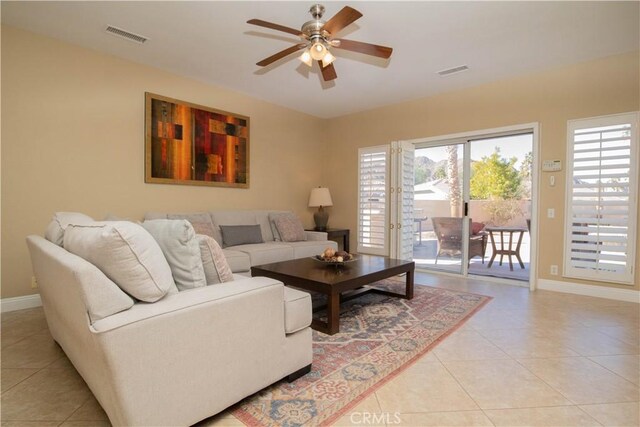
[411,131,534,283]
[413,143,466,274]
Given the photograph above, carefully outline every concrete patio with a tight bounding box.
[412,231,531,282]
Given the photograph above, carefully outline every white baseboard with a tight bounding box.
[537,279,640,303]
[1,294,43,313]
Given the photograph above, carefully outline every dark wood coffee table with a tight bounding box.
[251,255,414,335]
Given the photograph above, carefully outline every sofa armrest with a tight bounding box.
[305,231,328,241]
[90,276,282,332]
[87,275,308,426]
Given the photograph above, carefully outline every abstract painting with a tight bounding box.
[145,93,249,188]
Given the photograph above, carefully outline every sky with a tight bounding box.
[415,133,533,169]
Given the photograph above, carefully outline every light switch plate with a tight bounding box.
[547,208,555,218]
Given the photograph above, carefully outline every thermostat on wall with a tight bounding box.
[542,160,562,172]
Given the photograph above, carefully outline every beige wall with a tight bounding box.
[1,26,325,298]
[325,51,640,291]
[2,25,638,300]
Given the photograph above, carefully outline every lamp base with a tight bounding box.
[313,206,329,231]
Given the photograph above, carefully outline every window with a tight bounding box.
[358,146,389,255]
[564,112,638,284]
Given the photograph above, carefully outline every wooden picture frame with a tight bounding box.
[145,92,250,188]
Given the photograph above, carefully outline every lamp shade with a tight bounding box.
[308,187,333,207]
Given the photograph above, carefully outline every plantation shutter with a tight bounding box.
[390,141,415,260]
[358,146,390,255]
[564,112,638,284]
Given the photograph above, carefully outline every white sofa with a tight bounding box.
[145,210,338,273]
[26,234,313,426]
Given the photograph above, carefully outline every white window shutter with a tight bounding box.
[390,141,415,260]
[564,112,638,284]
[358,146,390,255]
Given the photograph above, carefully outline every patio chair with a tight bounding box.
[431,217,487,264]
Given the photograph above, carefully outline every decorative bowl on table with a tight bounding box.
[313,248,356,266]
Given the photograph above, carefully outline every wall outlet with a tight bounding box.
[547,208,555,219]
[31,276,38,289]
[550,265,558,276]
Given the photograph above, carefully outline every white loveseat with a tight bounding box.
[145,210,339,273]
[26,232,313,426]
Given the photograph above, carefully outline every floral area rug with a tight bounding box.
[232,279,491,426]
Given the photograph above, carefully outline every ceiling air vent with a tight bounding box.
[437,65,469,76]
[105,26,148,44]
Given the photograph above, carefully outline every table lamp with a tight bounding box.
[308,187,333,231]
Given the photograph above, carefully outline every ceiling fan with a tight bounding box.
[247,4,393,82]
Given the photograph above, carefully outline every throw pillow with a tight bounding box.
[197,234,234,284]
[45,212,94,246]
[219,224,263,248]
[75,261,135,323]
[64,221,177,302]
[268,212,290,241]
[142,220,207,292]
[274,213,306,242]
[471,222,485,235]
[167,213,217,239]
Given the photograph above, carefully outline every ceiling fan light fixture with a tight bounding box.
[299,49,313,67]
[310,41,327,60]
[247,4,392,82]
[321,51,336,67]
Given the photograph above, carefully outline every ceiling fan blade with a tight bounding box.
[334,38,393,59]
[256,44,306,67]
[322,6,363,35]
[319,61,337,81]
[247,19,303,37]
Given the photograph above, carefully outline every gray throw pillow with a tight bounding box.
[219,225,263,248]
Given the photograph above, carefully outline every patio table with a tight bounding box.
[485,226,528,271]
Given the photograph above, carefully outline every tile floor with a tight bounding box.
[1,273,638,426]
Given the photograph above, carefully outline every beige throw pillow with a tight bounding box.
[273,213,306,242]
[142,220,207,291]
[64,221,177,302]
[167,213,217,239]
[45,212,94,246]
[197,235,234,284]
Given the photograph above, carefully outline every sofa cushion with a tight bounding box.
[222,249,251,273]
[287,240,338,259]
[167,213,217,239]
[268,218,282,241]
[45,212,94,246]
[273,213,306,242]
[64,221,177,302]
[76,260,135,323]
[197,235,234,284]
[230,242,293,266]
[284,287,312,334]
[142,220,207,291]
[220,225,264,248]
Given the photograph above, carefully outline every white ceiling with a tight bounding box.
[2,1,638,118]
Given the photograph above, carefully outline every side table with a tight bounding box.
[306,228,350,252]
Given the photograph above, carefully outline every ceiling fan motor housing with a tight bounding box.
[301,20,326,38]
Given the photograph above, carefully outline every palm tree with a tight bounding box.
[446,145,461,216]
